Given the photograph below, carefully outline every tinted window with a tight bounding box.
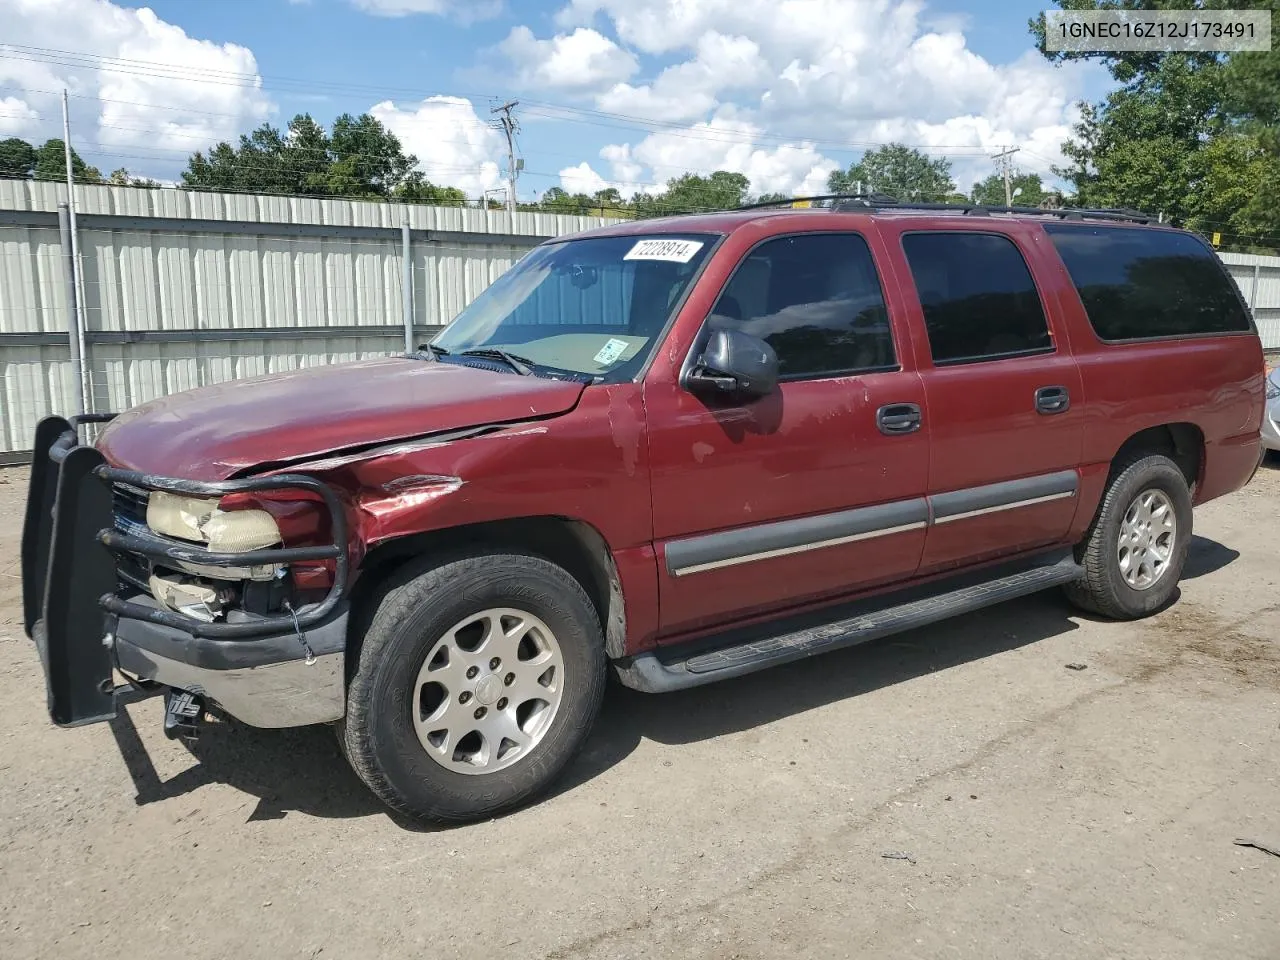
[708,233,895,379]
[1043,224,1252,340]
[902,232,1051,365]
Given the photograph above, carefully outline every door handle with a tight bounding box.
[1035,385,1070,415]
[877,402,922,435]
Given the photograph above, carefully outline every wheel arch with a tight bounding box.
[1110,422,1204,492]
[353,516,628,660]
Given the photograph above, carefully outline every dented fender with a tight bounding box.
[284,383,662,654]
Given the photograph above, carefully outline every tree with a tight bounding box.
[634,170,751,216]
[971,171,1046,206]
[330,112,415,195]
[395,171,467,205]
[182,113,419,199]
[0,138,36,178]
[33,139,101,183]
[1030,0,1280,246]
[827,144,955,201]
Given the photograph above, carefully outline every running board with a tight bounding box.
[615,552,1084,693]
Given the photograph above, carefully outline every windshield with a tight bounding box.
[430,233,717,382]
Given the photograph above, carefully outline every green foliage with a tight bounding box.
[828,144,956,201]
[0,137,36,178]
[971,172,1046,206]
[1033,0,1280,248]
[633,171,753,216]
[182,112,424,199]
[32,139,100,183]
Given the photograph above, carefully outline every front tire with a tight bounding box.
[339,550,606,824]
[1064,453,1193,620]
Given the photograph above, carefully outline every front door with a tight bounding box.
[644,229,930,638]
[885,225,1085,574]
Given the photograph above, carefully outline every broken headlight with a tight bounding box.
[145,492,283,582]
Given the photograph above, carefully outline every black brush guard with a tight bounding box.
[20,414,350,727]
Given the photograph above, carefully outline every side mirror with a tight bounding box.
[687,328,778,400]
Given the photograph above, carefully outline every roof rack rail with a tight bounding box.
[735,193,1155,225]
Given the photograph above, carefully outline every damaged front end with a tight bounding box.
[21,414,351,731]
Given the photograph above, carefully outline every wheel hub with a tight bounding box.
[1117,488,1176,591]
[474,674,503,705]
[410,607,565,775]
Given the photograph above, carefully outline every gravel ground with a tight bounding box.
[0,461,1277,960]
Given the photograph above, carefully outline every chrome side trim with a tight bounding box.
[665,497,929,576]
[931,489,1077,524]
[671,520,927,577]
[663,468,1082,578]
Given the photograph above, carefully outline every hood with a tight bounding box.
[96,357,585,481]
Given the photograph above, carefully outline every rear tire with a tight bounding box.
[1064,453,1192,620]
[338,549,606,824]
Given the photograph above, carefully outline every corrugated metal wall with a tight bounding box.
[3,182,1280,459]
[0,181,623,456]
[1218,251,1280,352]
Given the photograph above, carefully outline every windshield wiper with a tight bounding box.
[407,343,448,361]
[458,348,535,376]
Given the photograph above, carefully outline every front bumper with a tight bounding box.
[111,594,348,728]
[21,414,351,729]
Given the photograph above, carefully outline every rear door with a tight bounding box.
[644,227,930,636]
[884,224,1084,573]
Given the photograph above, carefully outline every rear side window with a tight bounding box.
[901,232,1052,365]
[1043,224,1253,341]
[708,233,896,379]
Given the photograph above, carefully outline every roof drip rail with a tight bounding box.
[729,193,1155,225]
[734,192,900,211]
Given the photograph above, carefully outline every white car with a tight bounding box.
[1264,366,1280,454]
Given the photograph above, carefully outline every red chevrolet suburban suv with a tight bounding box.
[22,198,1267,824]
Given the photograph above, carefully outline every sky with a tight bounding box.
[0,0,1113,201]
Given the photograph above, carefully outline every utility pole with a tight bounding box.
[491,100,520,216]
[61,89,89,413]
[992,145,1020,206]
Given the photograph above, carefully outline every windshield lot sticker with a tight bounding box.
[594,338,630,365]
[623,239,704,263]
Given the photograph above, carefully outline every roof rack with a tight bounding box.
[736,193,1155,225]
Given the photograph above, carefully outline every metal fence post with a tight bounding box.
[1251,263,1261,311]
[401,211,414,353]
[56,202,87,414]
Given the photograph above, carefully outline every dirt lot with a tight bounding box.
[0,463,1277,960]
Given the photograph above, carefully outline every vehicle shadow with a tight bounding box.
[1181,534,1239,581]
[558,589,1084,794]
[109,704,404,826]
[110,563,1218,828]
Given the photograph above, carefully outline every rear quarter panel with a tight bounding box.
[1031,225,1267,525]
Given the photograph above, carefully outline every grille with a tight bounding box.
[112,483,150,537]
[110,483,153,589]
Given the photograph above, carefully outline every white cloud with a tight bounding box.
[370,96,504,198]
[0,96,40,137]
[543,0,1097,194]
[348,0,501,17]
[557,162,610,195]
[597,31,770,122]
[593,116,838,197]
[0,0,273,166]
[498,26,639,91]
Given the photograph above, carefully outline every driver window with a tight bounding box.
[708,233,897,380]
